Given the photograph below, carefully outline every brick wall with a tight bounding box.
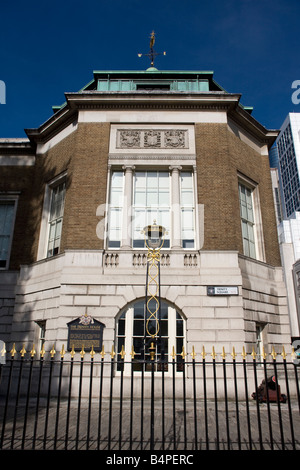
[0,165,35,269]
[195,123,281,266]
[25,122,110,260]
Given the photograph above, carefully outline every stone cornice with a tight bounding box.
[23,91,279,147]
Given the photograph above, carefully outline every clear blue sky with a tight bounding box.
[0,0,299,137]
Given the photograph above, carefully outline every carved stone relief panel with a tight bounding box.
[116,129,189,149]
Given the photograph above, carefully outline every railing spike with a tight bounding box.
[10,343,16,358]
[70,344,76,359]
[30,344,36,358]
[110,345,116,359]
[241,346,247,360]
[171,346,176,360]
[90,345,95,358]
[130,345,136,359]
[201,346,206,359]
[181,346,186,359]
[20,344,26,357]
[100,345,106,359]
[80,345,85,359]
[191,346,196,360]
[221,346,226,360]
[119,345,125,359]
[211,346,217,360]
[261,346,267,361]
[281,345,287,360]
[231,346,237,360]
[40,343,46,358]
[251,347,257,360]
[50,344,56,358]
[271,346,277,360]
[60,344,65,358]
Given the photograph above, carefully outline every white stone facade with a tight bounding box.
[4,249,289,361]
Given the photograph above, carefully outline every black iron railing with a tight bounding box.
[0,344,299,450]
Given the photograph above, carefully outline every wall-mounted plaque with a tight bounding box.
[207,286,239,296]
[67,315,105,351]
[0,340,5,365]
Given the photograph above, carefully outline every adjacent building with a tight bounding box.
[270,113,300,340]
[0,67,291,366]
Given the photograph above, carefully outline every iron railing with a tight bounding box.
[0,344,299,451]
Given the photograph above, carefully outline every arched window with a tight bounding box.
[116,299,185,373]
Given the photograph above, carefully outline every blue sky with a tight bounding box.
[0,0,299,137]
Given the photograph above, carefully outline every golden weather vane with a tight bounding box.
[138,31,166,67]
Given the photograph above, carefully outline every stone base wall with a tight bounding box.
[2,250,290,359]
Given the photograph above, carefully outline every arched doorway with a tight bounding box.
[116,299,185,373]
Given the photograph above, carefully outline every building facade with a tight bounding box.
[0,68,291,365]
[269,113,300,340]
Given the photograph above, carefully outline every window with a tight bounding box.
[107,171,123,248]
[255,323,266,363]
[35,320,46,353]
[116,300,185,373]
[0,200,17,269]
[133,171,170,248]
[47,181,66,257]
[239,183,256,259]
[180,172,195,248]
[107,168,196,249]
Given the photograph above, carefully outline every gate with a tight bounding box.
[0,343,299,450]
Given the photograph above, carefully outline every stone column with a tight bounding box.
[169,165,182,249]
[121,165,135,249]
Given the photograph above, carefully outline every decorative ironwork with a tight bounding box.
[137,31,166,68]
[142,221,167,358]
[0,343,299,451]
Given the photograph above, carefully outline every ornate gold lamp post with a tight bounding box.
[142,221,167,363]
[142,221,166,450]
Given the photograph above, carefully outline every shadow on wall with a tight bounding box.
[0,152,73,353]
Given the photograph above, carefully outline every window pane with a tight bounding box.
[239,183,256,259]
[0,203,15,266]
[116,301,185,373]
[133,171,170,248]
[180,172,195,248]
[47,182,66,258]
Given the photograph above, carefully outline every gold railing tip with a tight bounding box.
[251,347,257,360]
[130,345,136,359]
[70,344,76,359]
[181,346,186,359]
[171,346,176,360]
[50,344,56,358]
[221,347,226,359]
[30,344,36,358]
[20,344,26,357]
[211,346,217,360]
[110,345,116,359]
[281,346,287,360]
[40,344,46,358]
[90,345,95,358]
[231,347,237,360]
[119,345,126,359]
[10,343,16,358]
[100,345,106,359]
[191,346,196,360]
[241,346,247,360]
[261,346,267,361]
[271,346,277,360]
[201,346,206,359]
[60,344,66,358]
[80,345,85,358]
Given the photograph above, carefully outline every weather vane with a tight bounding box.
[138,31,166,67]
